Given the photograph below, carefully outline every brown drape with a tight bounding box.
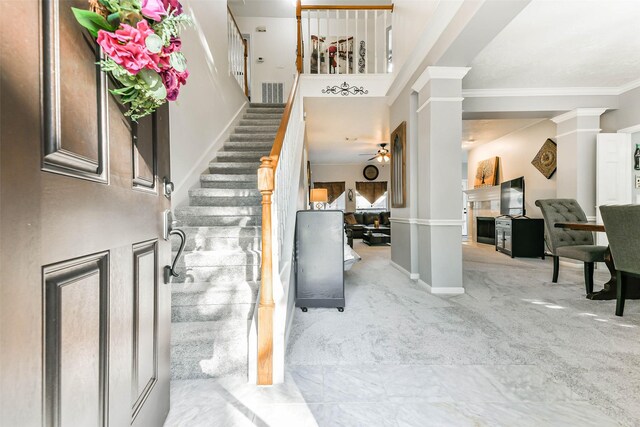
[356,181,388,204]
[314,181,345,204]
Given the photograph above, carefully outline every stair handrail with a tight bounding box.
[256,72,301,385]
[227,6,249,97]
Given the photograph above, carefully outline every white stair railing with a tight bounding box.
[251,74,305,385]
[227,6,248,96]
[298,4,394,75]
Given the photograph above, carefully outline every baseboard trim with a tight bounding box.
[390,260,419,280]
[418,279,465,294]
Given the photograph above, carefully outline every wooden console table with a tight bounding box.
[554,222,640,300]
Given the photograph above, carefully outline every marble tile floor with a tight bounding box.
[165,241,640,426]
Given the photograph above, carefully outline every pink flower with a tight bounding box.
[163,0,183,15]
[161,68,189,101]
[97,21,161,74]
[141,0,167,21]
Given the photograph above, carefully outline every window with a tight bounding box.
[326,192,346,211]
[356,191,388,211]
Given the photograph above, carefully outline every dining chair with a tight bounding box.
[535,199,607,294]
[599,205,640,316]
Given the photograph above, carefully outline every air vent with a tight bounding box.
[262,82,284,104]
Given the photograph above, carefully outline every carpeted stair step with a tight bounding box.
[223,140,273,152]
[172,281,258,307]
[172,301,255,323]
[171,264,261,283]
[243,113,283,120]
[229,133,276,142]
[209,162,260,174]
[171,320,250,379]
[200,173,257,189]
[171,227,261,251]
[173,206,260,227]
[245,107,284,114]
[234,125,279,134]
[239,119,281,126]
[188,188,261,207]
[176,250,260,269]
[216,151,270,162]
[249,103,286,108]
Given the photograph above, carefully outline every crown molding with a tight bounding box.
[551,108,607,124]
[618,77,640,95]
[462,87,619,98]
[412,67,471,93]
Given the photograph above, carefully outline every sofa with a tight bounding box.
[344,211,391,239]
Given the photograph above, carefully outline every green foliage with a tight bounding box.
[153,13,192,45]
[100,58,165,121]
[71,8,116,37]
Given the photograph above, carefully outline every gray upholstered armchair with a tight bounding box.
[535,199,607,294]
[599,205,640,316]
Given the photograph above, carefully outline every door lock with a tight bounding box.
[163,177,174,199]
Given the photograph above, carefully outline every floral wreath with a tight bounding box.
[72,0,192,120]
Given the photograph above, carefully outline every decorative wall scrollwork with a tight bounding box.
[321,82,369,96]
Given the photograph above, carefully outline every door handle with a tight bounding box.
[164,228,186,284]
[163,177,174,199]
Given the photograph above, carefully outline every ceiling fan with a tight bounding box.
[360,143,391,163]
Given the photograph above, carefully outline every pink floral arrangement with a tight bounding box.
[72,0,191,120]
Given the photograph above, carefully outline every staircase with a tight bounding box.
[170,103,284,380]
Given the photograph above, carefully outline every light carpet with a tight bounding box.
[165,241,639,426]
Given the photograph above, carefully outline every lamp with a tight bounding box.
[310,188,328,210]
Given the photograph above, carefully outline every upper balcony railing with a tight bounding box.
[228,6,248,96]
[297,3,394,75]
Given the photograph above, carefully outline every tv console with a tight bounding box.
[495,216,545,259]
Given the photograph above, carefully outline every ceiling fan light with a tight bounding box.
[383,155,390,162]
[376,156,383,163]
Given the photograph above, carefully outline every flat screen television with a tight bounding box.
[500,177,525,217]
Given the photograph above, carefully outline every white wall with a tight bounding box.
[235,17,297,103]
[311,163,390,212]
[170,0,248,207]
[467,120,558,218]
[391,0,438,74]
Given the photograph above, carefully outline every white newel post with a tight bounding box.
[412,66,469,294]
[552,108,607,220]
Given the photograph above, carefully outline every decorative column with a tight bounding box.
[412,66,469,294]
[551,108,606,219]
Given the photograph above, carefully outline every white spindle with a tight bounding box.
[355,10,358,74]
[336,9,339,75]
[306,11,311,73]
[346,10,349,75]
[365,10,368,74]
[374,10,378,74]
[327,10,331,75]
[384,10,388,73]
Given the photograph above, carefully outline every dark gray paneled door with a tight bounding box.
[1,1,171,426]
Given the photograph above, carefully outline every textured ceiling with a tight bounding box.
[305,97,390,164]
[464,0,640,89]
[462,119,545,151]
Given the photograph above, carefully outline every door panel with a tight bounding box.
[133,116,158,192]
[132,241,158,418]
[0,1,171,426]
[44,253,109,427]
[42,0,108,182]
[596,133,632,246]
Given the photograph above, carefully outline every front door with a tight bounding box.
[1,1,171,426]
